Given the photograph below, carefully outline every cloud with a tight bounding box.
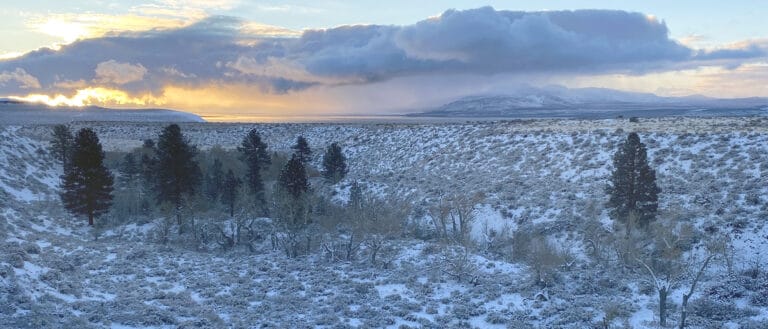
[227,56,320,82]
[693,39,768,61]
[0,68,41,89]
[131,0,238,21]
[26,13,189,44]
[94,60,148,84]
[393,8,692,72]
[1,7,766,111]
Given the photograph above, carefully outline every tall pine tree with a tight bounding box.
[279,154,309,199]
[322,142,347,184]
[276,153,312,249]
[155,124,201,232]
[60,128,114,226]
[238,129,270,212]
[292,136,311,164]
[607,132,660,230]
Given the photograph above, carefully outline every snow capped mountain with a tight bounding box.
[0,101,204,124]
[418,85,768,118]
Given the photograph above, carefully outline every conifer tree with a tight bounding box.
[275,153,312,257]
[238,129,270,211]
[292,136,311,164]
[155,124,201,232]
[221,169,241,217]
[50,124,74,166]
[60,128,114,226]
[322,142,347,184]
[607,132,660,230]
[279,154,309,199]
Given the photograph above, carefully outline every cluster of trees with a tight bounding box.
[50,124,349,233]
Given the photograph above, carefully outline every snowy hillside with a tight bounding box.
[418,86,768,118]
[0,101,204,125]
[2,118,768,328]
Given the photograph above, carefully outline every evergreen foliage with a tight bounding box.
[49,124,74,166]
[154,124,201,231]
[60,128,114,226]
[238,129,270,210]
[322,142,347,184]
[279,154,309,199]
[292,136,311,164]
[607,132,661,227]
[221,169,241,217]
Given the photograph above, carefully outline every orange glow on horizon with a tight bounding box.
[6,84,338,119]
[9,87,163,107]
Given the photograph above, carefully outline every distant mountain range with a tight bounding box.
[0,99,204,124]
[414,86,768,119]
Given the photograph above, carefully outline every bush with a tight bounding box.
[691,298,757,321]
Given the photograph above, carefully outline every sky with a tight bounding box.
[0,1,766,118]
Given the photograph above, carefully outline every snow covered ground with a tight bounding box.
[2,117,768,328]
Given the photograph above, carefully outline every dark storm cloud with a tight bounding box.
[0,7,764,96]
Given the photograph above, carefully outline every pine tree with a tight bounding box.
[49,124,74,166]
[60,128,114,226]
[279,154,309,199]
[292,136,311,164]
[238,129,270,211]
[204,158,224,202]
[275,154,312,257]
[221,169,241,217]
[322,142,347,184]
[155,124,201,232]
[607,132,661,230]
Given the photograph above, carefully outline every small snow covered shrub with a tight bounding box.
[437,245,478,284]
[690,298,757,321]
[740,320,768,329]
[704,277,747,301]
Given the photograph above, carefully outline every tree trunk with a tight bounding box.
[176,202,183,234]
[680,293,690,329]
[659,287,668,327]
[680,254,713,329]
[88,212,94,226]
[370,242,380,265]
[451,215,458,240]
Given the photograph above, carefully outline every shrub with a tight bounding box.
[691,298,757,321]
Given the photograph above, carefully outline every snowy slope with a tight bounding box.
[0,126,60,203]
[2,118,768,328]
[0,102,204,125]
[419,86,768,118]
